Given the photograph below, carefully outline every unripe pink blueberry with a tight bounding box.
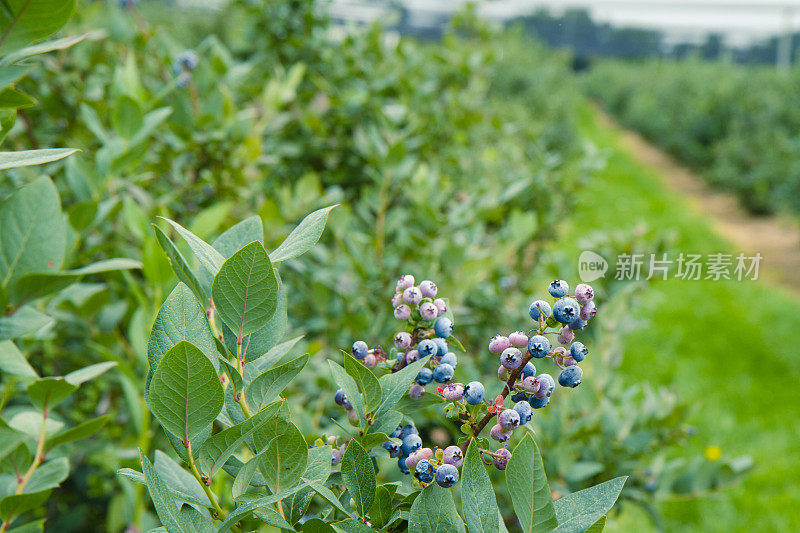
[574,283,594,305]
[490,423,512,442]
[327,435,337,446]
[498,408,520,431]
[433,298,448,315]
[442,383,464,401]
[391,292,402,307]
[394,305,412,320]
[442,445,463,467]
[522,376,540,393]
[557,326,574,345]
[419,302,438,321]
[395,332,412,349]
[409,383,425,399]
[416,447,434,461]
[552,347,567,365]
[406,349,420,363]
[332,448,342,465]
[397,275,415,291]
[500,347,523,370]
[492,448,512,470]
[489,335,510,354]
[508,331,529,348]
[580,301,597,320]
[498,365,509,380]
[562,356,578,367]
[364,354,376,368]
[419,280,438,298]
[403,286,423,305]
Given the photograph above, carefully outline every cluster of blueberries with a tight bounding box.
[172,50,198,87]
[381,424,464,487]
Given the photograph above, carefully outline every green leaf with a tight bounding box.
[462,440,500,533]
[357,432,392,451]
[343,353,381,413]
[585,516,606,533]
[374,358,428,418]
[146,283,217,399]
[0,33,87,66]
[212,241,278,339]
[154,450,211,508]
[0,65,27,89]
[329,360,362,421]
[245,354,309,411]
[0,420,24,462]
[0,340,37,378]
[300,519,335,533]
[147,341,224,443]
[153,225,208,303]
[0,306,51,341]
[243,335,303,381]
[139,451,198,533]
[198,401,281,480]
[44,415,109,452]
[0,149,77,170]
[217,358,242,393]
[0,87,34,109]
[0,490,50,522]
[505,434,557,533]
[305,480,352,517]
[231,448,268,499]
[212,216,263,259]
[8,258,141,306]
[112,95,142,139]
[215,486,304,533]
[159,217,225,288]
[0,0,76,54]
[331,519,374,533]
[552,477,627,533]
[283,444,333,523]
[260,420,307,494]
[24,457,68,493]
[0,176,65,288]
[4,518,44,533]
[408,484,466,533]
[369,410,402,437]
[340,438,376,518]
[226,269,287,363]
[369,486,393,529]
[64,361,117,386]
[269,205,337,263]
[26,377,76,410]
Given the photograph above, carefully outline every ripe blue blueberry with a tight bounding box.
[409,383,425,399]
[498,408,521,431]
[521,361,536,379]
[568,317,587,331]
[435,464,459,488]
[390,425,402,438]
[492,448,512,470]
[527,335,551,359]
[334,388,351,409]
[513,400,532,424]
[500,347,523,369]
[440,351,458,367]
[401,434,423,456]
[434,317,453,338]
[398,455,410,474]
[529,395,550,409]
[528,300,552,321]
[548,280,569,298]
[511,391,528,403]
[382,441,401,458]
[552,297,581,324]
[418,339,437,358]
[442,445,463,467]
[400,424,418,438]
[569,342,588,362]
[558,365,583,388]
[432,363,455,383]
[352,341,369,359]
[414,459,435,483]
[416,367,433,385]
[433,338,449,356]
[463,381,485,405]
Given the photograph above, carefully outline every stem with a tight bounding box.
[185,440,233,526]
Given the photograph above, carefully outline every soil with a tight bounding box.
[597,111,800,298]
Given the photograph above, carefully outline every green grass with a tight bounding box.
[556,104,800,532]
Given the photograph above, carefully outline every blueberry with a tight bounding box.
[173,50,198,73]
[401,434,422,456]
[513,400,532,424]
[400,424,418,438]
[574,283,594,304]
[534,374,555,398]
[498,408,521,431]
[522,376,540,393]
[464,381,485,405]
[490,424,512,442]
[441,382,464,401]
[569,342,588,362]
[334,389,351,409]
[492,448,512,471]
[433,298,448,316]
[352,341,369,359]
[397,274,415,291]
[332,448,342,465]
[528,300,552,321]
[433,338,449,356]
[398,455,410,474]
[409,383,426,399]
[580,301,597,320]
[434,317,453,338]
[403,286,423,305]
[558,366,583,388]
[390,425,402,438]
[364,354,376,368]
[508,331,529,347]
[435,464,459,488]
[405,350,420,363]
[521,361,536,379]
[548,280,569,298]
[527,335,551,359]
[391,292,403,307]
[511,391,528,403]
[440,351,457,367]
[420,302,438,321]
[415,460,435,483]
[394,305,412,320]
[552,297,581,324]
[557,326,574,345]
[488,335,510,354]
[382,441,401,458]
[442,445,464,467]
[418,339,437,358]
[529,395,550,409]
[419,280,438,298]
[416,367,433,385]
[498,365,509,381]
[433,363,455,383]
[500,347,523,369]
[568,318,587,331]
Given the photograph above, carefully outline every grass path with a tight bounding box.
[560,104,800,532]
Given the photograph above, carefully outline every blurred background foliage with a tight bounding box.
[0,0,758,531]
